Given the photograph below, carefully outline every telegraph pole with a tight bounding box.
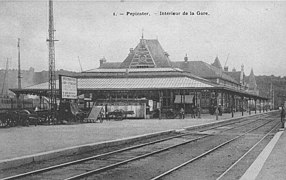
[17,38,22,89]
[47,0,58,122]
[270,82,275,109]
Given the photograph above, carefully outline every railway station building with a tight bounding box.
[11,37,268,119]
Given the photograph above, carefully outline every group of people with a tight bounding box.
[179,104,201,119]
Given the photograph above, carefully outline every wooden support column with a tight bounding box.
[262,100,264,112]
[262,100,265,112]
[259,99,262,113]
[215,91,219,120]
[241,96,244,116]
[198,90,201,118]
[227,92,230,113]
[255,99,257,114]
[143,102,146,119]
[221,92,224,110]
[159,90,162,120]
[195,90,198,106]
[249,98,251,115]
[183,89,186,112]
[170,90,174,109]
[232,94,235,118]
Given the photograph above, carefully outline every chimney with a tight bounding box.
[184,54,188,62]
[224,66,228,72]
[232,67,236,72]
[99,57,106,66]
[129,48,134,53]
[240,64,244,85]
[125,68,129,78]
[164,51,169,57]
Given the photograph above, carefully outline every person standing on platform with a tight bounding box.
[180,107,185,119]
[218,105,222,116]
[281,105,285,128]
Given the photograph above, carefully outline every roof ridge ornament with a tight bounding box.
[184,53,188,62]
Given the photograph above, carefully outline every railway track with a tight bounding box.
[0,114,278,180]
[151,118,279,180]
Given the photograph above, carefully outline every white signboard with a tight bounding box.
[61,76,78,99]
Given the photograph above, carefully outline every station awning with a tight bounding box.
[12,76,215,92]
[10,76,267,100]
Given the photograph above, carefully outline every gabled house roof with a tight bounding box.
[98,62,121,69]
[172,61,238,84]
[212,56,223,69]
[120,39,172,68]
[225,71,242,83]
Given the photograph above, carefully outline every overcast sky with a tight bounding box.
[0,1,286,76]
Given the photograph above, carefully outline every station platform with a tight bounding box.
[240,125,286,180]
[0,112,239,161]
[0,110,282,178]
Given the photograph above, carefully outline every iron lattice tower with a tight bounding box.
[47,0,57,112]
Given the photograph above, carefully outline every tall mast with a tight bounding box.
[18,38,21,89]
[47,0,57,111]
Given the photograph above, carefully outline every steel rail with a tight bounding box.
[1,116,265,180]
[150,119,275,180]
[0,133,202,180]
[216,122,280,180]
[63,119,272,180]
[197,115,265,132]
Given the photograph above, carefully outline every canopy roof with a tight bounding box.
[10,75,267,100]
[84,67,182,73]
[14,76,215,92]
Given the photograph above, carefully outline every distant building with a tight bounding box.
[246,68,259,95]
[212,56,223,70]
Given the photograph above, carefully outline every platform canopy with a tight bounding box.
[10,75,267,100]
[11,76,216,93]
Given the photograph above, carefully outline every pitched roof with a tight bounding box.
[19,76,215,91]
[84,67,182,73]
[212,56,222,69]
[98,62,121,69]
[172,61,238,84]
[225,71,241,83]
[79,77,214,90]
[120,39,172,68]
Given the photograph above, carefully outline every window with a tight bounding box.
[201,91,211,108]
